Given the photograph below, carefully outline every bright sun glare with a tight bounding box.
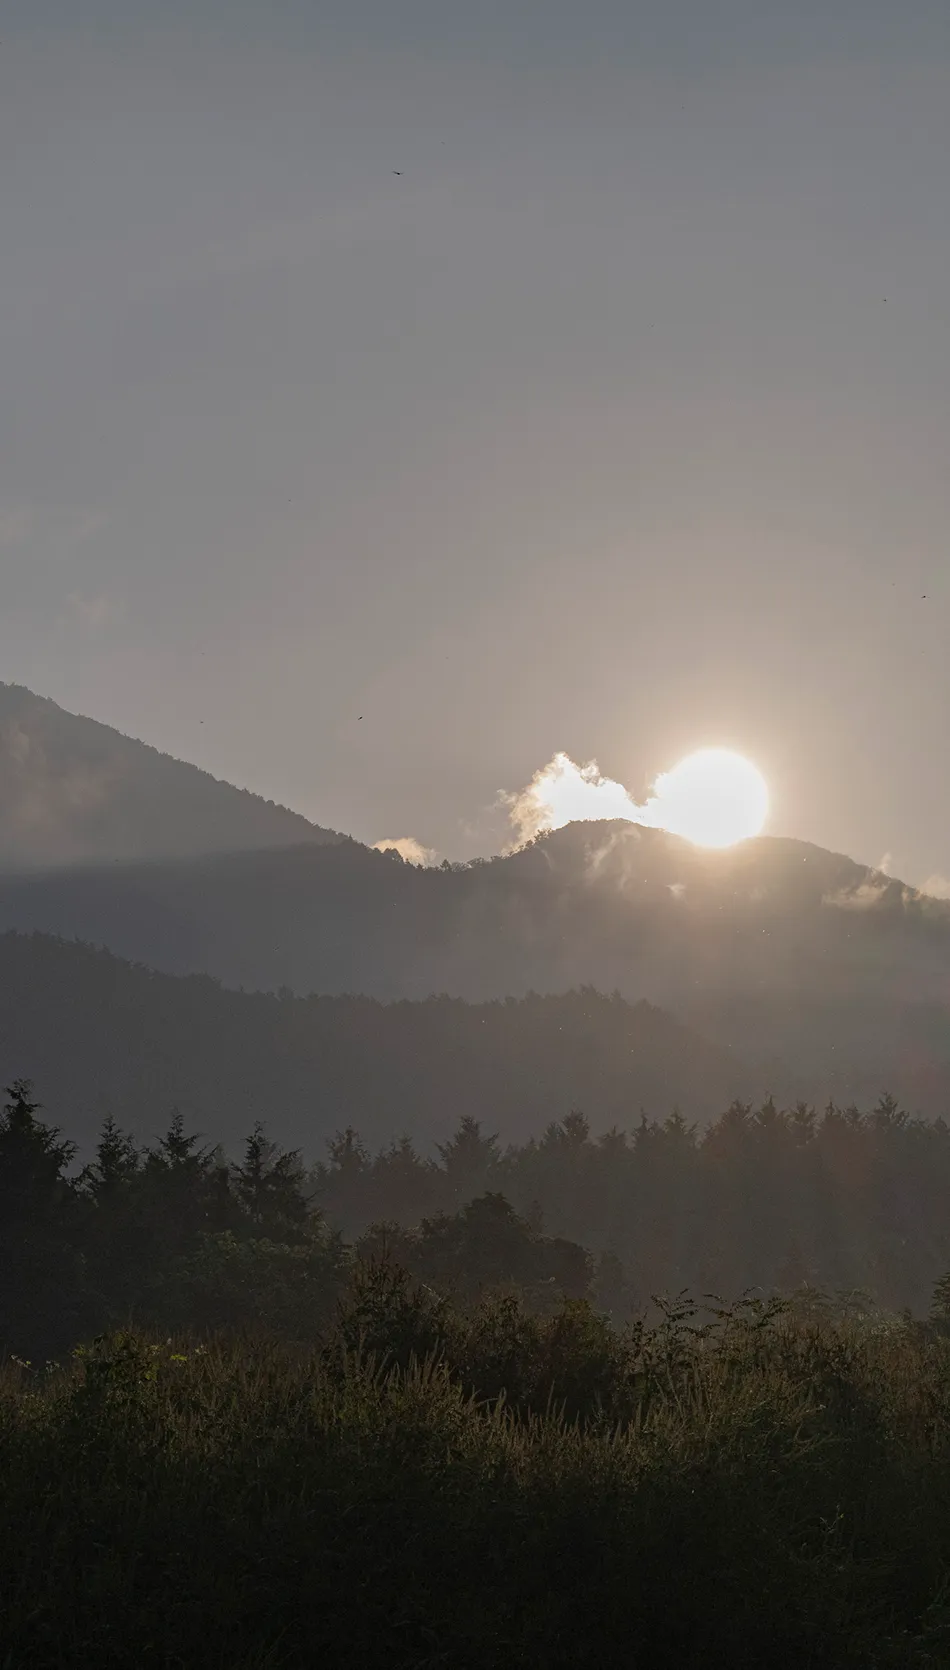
[652,749,769,848]
[506,745,769,850]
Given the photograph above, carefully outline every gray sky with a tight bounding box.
[3,2,950,882]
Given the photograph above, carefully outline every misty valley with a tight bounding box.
[9,8,950,1659]
[3,685,950,1665]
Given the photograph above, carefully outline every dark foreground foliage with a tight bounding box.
[8,1079,950,1665]
[4,1288,950,1668]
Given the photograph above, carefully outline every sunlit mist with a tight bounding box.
[505,748,768,849]
[372,837,439,867]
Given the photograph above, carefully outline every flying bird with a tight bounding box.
[393,170,402,176]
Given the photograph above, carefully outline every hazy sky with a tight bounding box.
[3,2,950,881]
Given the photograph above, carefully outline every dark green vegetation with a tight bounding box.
[8,1080,950,1665]
[0,1079,595,1360]
[6,1291,950,1665]
[0,682,339,869]
[315,1097,950,1318]
[4,1074,950,1356]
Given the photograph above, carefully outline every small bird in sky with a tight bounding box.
[393,170,402,176]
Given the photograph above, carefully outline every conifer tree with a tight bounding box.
[233,1122,310,1241]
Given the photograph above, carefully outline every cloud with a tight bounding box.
[135,184,455,300]
[373,836,439,867]
[66,510,111,546]
[502,753,649,848]
[66,591,126,632]
[0,504,108,554]
[0,507,34,548]
[824,880,891,910]
[3,721,31,767]
[0,717,116,858]
[502,748,767,851]
[921,874,950,900]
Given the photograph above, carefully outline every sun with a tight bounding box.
[651,749,768,848]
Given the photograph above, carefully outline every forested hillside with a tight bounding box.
[0,684,340,868]
[5,820,950,1107]
[0,932,744,1151]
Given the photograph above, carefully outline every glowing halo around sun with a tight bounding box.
[504,746,769,850]
[650,749,768,848]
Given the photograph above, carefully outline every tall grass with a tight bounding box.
[2,1283,950,1667]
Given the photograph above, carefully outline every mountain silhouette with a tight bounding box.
[0,932,744,1153]
[1,820,950,1108]
[3,691,950,1111]
[0,684,340,869]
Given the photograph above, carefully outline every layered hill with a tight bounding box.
[0,932,744,1154]
[2,822,950,1109]
[0,684,340,868]
[3,690,950,1112]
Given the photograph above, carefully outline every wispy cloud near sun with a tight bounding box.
[373,836,439,867]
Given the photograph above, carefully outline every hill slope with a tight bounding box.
[0,684,340,868]
[3,822,950,1108]
[0,932,745,1153]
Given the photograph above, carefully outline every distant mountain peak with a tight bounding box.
[0,683,340,870]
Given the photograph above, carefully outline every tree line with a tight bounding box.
[312,1095,950,1316]
[0,1081,596,1359]
[4,1077,950,1358]
[0,933,743,1151]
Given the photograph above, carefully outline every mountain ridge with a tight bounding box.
[0,930,747,1154]
[3,689,950,1114]
[0,683,341,868]
[2,822,950,1109]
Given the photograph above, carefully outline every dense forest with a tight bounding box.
[312,1097,950,1317]
[4,1076,950,1363]
[6,1069,950,1665]
[0,931,744,1149]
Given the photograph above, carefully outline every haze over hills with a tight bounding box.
[4,690,950,1112]
[0,932,745,1154]
[3,821,950,1110]
[0,684,341,869]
